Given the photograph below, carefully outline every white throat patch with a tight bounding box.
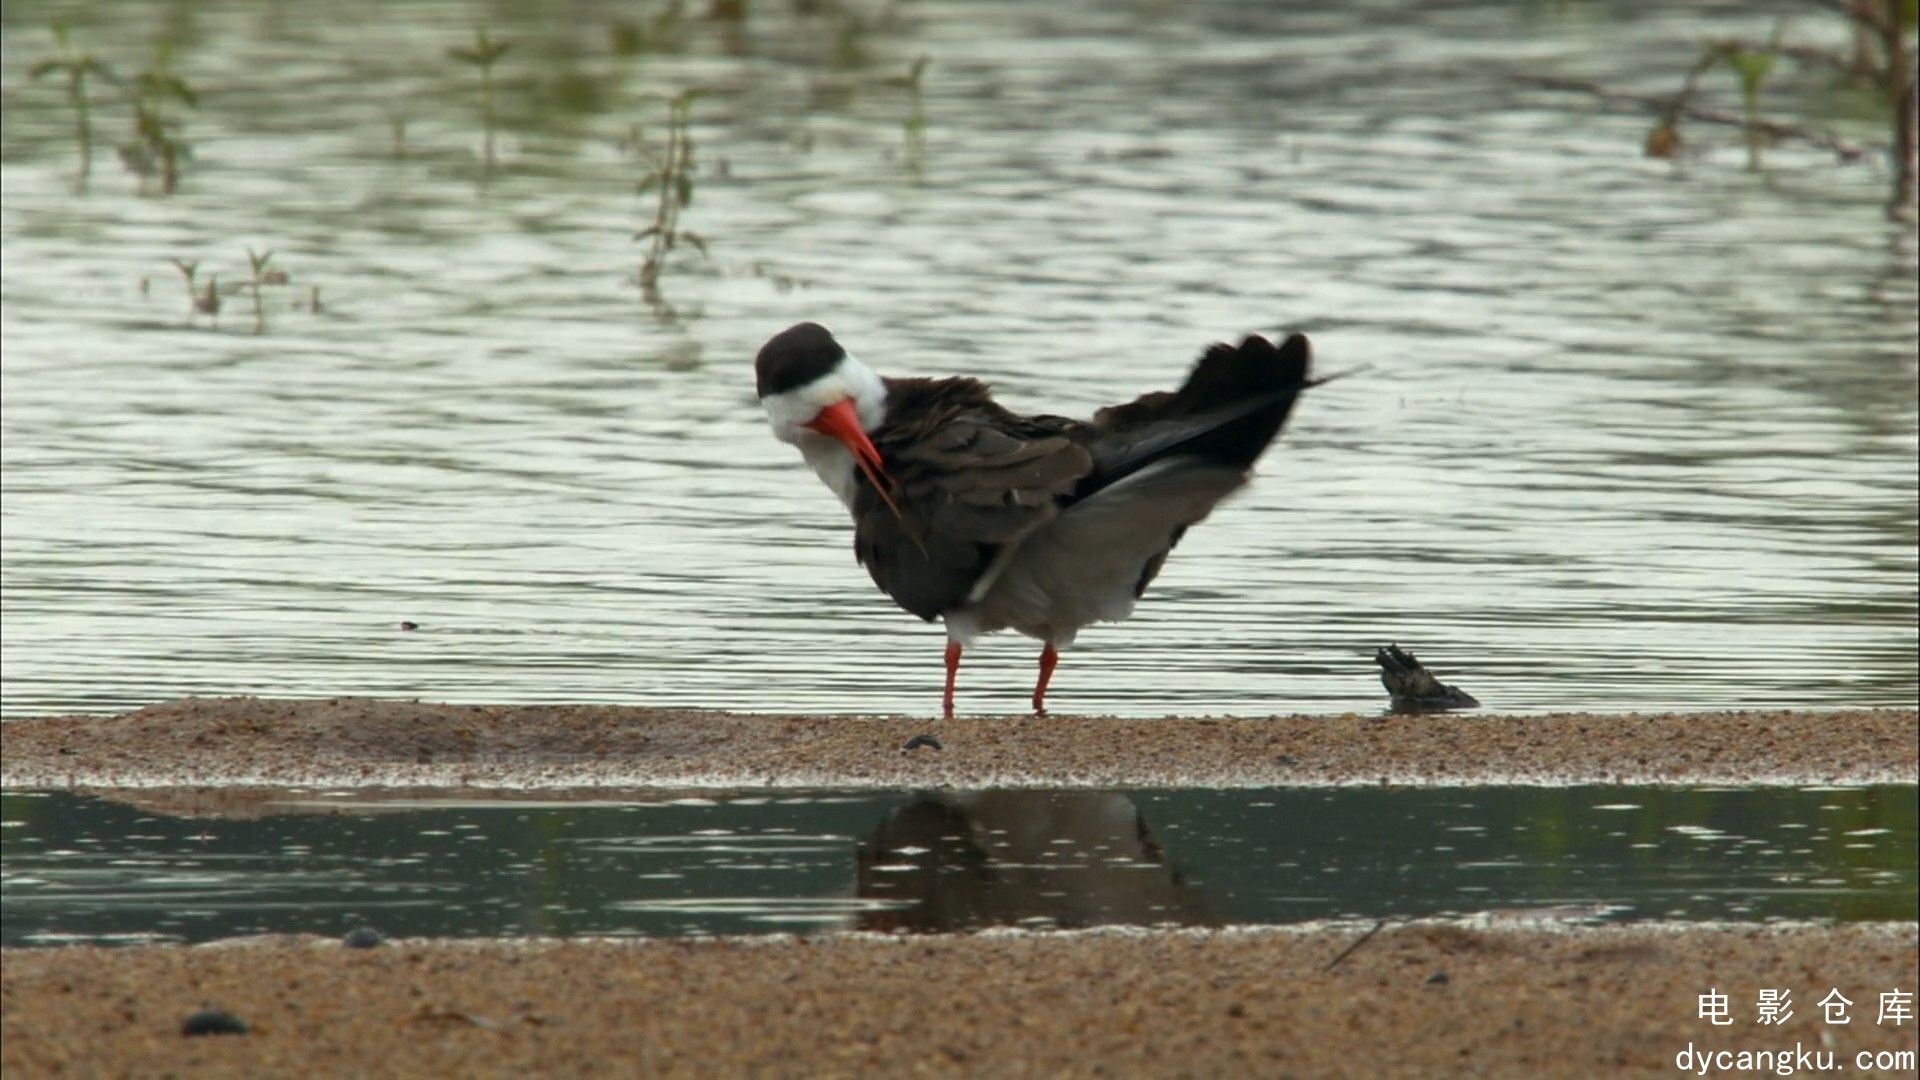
[762,352,888,511]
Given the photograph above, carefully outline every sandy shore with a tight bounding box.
[4,923,1915,1078]
[2,697,1914,789]
[4,699,1915,1077]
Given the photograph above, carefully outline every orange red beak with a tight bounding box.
[806,398,903,519]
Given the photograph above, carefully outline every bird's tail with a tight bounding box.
[1078,333,1315,496]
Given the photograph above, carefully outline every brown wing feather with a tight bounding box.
[852,378,1092,620]
[846,334,1311,623]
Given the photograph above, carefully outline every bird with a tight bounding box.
[754,321,1319,719]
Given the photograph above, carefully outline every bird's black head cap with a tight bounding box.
[755,322,847,399]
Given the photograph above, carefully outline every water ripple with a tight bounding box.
[1,0,1913,719]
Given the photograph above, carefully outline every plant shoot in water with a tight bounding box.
[1721,19,1790,171]
[1532,3,1914,219]
[168,257,219,321]
[609,1,689,55]
[164,251,309,330]
[632,88,710,303]
[448,28,511,174]
[167,258,200,315]
[245,248,280,334]
[1644,20,1791,172]
[883,55,931,174]
[30,21,118,186]
[121,43,197,194]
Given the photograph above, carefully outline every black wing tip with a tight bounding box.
[1246,331,1365,390]
[1182,328,1312,403]
[1227,331,1312,381]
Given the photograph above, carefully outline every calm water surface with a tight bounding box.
[1,1,1915,719]
[3,785,1912,944]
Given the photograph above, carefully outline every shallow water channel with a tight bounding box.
[2,1,1916,721]
[3,785,1912,945]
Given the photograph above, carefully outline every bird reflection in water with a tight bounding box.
[853,792,1212,933]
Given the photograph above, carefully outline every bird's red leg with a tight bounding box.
[1032,643,1059,717]
[943,640,962,720]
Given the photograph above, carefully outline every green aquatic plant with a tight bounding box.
[826,2,882,70]
[448,28,511,173]
[609,1,688,56]
[1640,23,1789,173]
[632,88,710,303]
[1720,20,1790,170]
[244,247,283,334]
[168,257,218,321]
[29,21,118,185]
[1871,0,1916,218]
[1530,1,1915,219]
[167,258,200,316]
[120,43,197,194]
[161,252,307,330]
[882,55,931,173]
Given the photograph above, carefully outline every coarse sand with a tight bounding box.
[3,698,1915,1078]
[3,924,1915,1079]
[1,697,1914,789]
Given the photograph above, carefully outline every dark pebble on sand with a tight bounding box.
[1426,971,1449,986]
[903,734,943,751]
[182,1009,249,1036]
